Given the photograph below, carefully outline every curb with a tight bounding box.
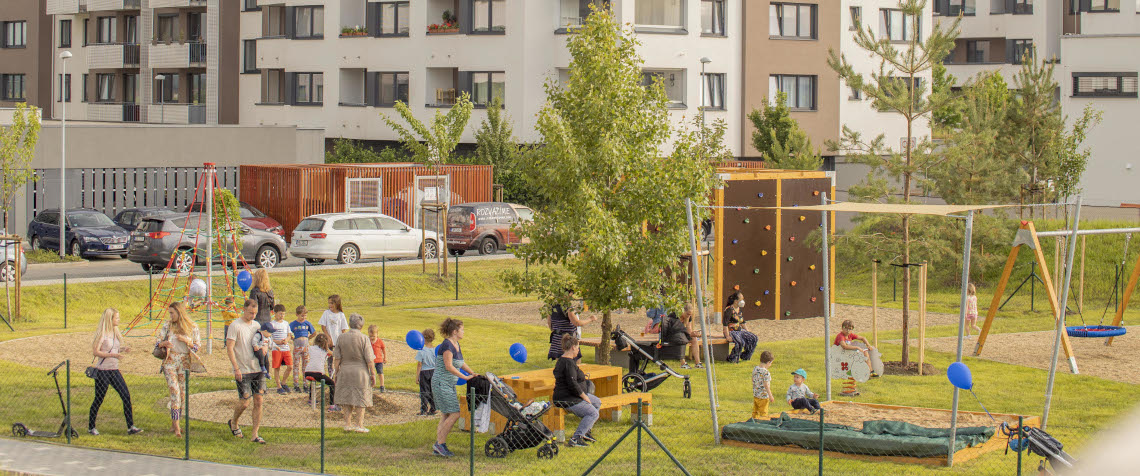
[27,260,90,270]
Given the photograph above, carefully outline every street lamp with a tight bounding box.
[154,74,166,124]
[699,57,711,134]
[59,50,72,258]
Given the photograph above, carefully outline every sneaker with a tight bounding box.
[87,428,99,436]
[432,443,449,457]
[696,363,704,369]
[441,444,456,457]
[293,384,302,393]
[426,410,438,416]
[566,436,589,447]
[680,363,691,370]
[582,432,597,443]
[127,426,143,435]
[379,386,386,393]
[277,386,289,395]
[328,405,341,412]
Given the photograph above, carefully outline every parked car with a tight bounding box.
[112,207,172,231]
[127,212,288,272]
[0,231,28,282]
[446,202,534,255]
[289,213,439,265]
[27,209,132,258]
[184,201,285,237]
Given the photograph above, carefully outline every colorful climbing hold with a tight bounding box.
[811,297,817,302]
[764,290,770,295]
[753,268,760,274]
[799,216,806,221]
[734,285,740,291]
[819,287,824,291]
[787,257,793,262]
[761,250,768,256]
[809,265,816,270]
[744,218,750,224]
[764,225,772,231]
[785,311,792,316]
[813,190,820,196]
[730,260,737,266]
[732,239,739,244]
[789,236,796,242]
[758,193,765,198]
[754,301,762,307]
[790,281,797,286]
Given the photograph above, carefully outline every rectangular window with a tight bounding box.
[471,0,507,33]
[377,72,410,106]
[83,19,89,46]
[295,6,325,38]
[701,0,726,36]
[266,6,287,37]
[123,74,136,103]
[1073,72,1138,97]
[156,14,177,42]
[849,6,861,31]
[58,74,71,102]
[378,1,410,35]
[946,0,976,15]
[849,84,862,100]
[243,40,258,73]
[558,0,607,29]
[769,3,816,39]
[244,0,260,11]
[154,74,179,103]
[295,72,323,105]
[1013,0,1033,14]
[187,12,203,42]
[97,16,116,44]
[641,69,686,107]
[1085,0,1120,12]
[97,73,116,102]
[1010,39,1033,64]
[966,40,989,63]
[189,73,205,104]
[2,21,27,48]
[470,72,506,106]
[82,74,89,102]
[635,0,685,31]
[701,72,725,110]
[125,16,137,43]
[769,74,816,110]
[880,9,919,42]
[1,74,25,100]
[261,69,286,103]
[884,76,922,99]
[60,20,72,47]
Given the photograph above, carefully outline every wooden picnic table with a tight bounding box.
[458,364,624,435]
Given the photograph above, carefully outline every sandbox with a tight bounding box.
[721,401,1037,466]
[184,389,432,428]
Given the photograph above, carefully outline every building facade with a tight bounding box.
[239,0,743,153]
[1,0,54,116]
[45,0,240,124]
[935,0,1061,85]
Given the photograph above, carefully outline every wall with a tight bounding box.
[0,0,53,116]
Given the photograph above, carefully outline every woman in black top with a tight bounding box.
[553,334,600,448]
[547,289,595,360]
[722,292,758,363]
[248,268,275,327]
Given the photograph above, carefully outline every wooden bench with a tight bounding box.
[579,336,732,367]
[544,392,653,442]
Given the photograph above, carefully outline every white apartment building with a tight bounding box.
[239,0,743,153]
[45,0,240,125]
[935,0,1058,85]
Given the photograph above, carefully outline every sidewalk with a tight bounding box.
[0,438,307,476]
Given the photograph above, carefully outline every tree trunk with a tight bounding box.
[901,110,914,366]
[597,310,613,365]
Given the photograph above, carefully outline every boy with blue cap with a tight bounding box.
[786,369,821,414]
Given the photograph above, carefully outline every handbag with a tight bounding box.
[153,326,170,360]
[85,358,101,379]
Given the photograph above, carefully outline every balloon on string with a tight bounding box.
[509,343,527,364]
[946,362,973,390]
[237,270,253,292]
[456,369,471,386]
[405,330,425,350]
[189,278,207,298]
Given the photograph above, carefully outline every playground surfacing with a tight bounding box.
[782,401,1007,430]
[181,389,430,428]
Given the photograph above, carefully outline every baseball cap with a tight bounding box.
[791,369,807,378]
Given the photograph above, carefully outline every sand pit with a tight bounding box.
[180,389,432,428]
[783,401,1013,430]
[0,332,414,378]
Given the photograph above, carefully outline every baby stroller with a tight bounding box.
[610,326,692,398]
[472,373,560,459]
[1001,422,1077,474]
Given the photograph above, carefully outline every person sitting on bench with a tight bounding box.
[722,292,758,363]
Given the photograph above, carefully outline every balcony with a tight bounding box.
[148,42,207,69]
[46,0,84,15]
[87,43,141,69]
[149,0,207,7]
[339,68,367,106]
[148,104,205,124]
[427,0,461,34]
[88,103,140,122]
[426,67,459,107]
[86,0,140,12]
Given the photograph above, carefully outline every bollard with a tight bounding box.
[184,369,190,460]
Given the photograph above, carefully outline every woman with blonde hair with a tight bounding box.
[249,268,275,327]
[89,308,142,436]
[157,301,201,437]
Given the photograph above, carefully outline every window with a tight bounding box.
[849,6,861,31]
[641,69,685,107]
[1085,0,1120,12]
[82,74,89,102]
[187,12,202,42]
[295,6,325,38]
[1072,73,1138,98]
[244,0,260,11]
[558,0,607,29]
[701,73,725,110]
[97,16,116,44]
[1010,39,1033,64]
[377,72,409,106]
[880,9,919,42]
[470,72,505,106]
[156,14,177,42]
[125,16,137,43]
[189,73,205,104]
[97,73,116,102]
[849,84,862,100]
[2,21,27,48]
[635,0,685,31]
[154,74,179,103]
[243,40,258,73]
[884,76,923,99]
[332,219,353,231]
[83,19,89,46]
[1,74,25,100]
[58,74,71,102]
[123,74,136,103]
[60,20,72,47]
[294,72,323,105]
[966,40,990,63]
[948,0,976,15]
[769,3,816,39]
[266,6,287,36]
[261,69,286,103]
[769,74,816,110]
[471,0,506,33]
[701,0,726,36]
[378,1,410,35]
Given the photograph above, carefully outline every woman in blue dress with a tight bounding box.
[431,318,478,457]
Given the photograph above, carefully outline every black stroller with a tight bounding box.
[610,326,692,398]
[1001,422,1077,474]
[470,374,560,459]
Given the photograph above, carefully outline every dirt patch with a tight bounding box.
[782,401,1015,430]
[913,327,1140,384]
[0,332,414,378]
[882,361,939,376]
[183,389,432,428]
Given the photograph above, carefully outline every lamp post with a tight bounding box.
[699,57,711,135]
[59,51,73,259]
[155,74,166,124]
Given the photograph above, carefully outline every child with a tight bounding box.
[290,305,317,393]
[368,325,387,393]
[253,327,271,380]
[835,320,876,377]
[750,351,774,420]
[318,295,348,376]
[269,304,294,394]
[304,333,338,412]
[966,283,981,336]
[786,369,821,414]
[221,297,237,341]
[414,329,437,415]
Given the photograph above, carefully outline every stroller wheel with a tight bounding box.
[11,423,27,437]
[538,443,558,459]
[683,379,692,399]
[485,436,510,458]
[622,373,648,393]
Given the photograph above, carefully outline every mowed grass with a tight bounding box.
[0,257,1137,475]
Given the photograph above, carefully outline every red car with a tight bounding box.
[446,202,533,255]
[184,201,285,237]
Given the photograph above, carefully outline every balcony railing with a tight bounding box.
[189,104,205,124]
[189,43,206,64]
[88,102,140,122]
[124,43,140,66]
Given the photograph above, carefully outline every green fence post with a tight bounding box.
[63,273,68,329]
[1016,416,1024,476]
[65,360,71,444]
[525,257,529,297]
[818,408,824,475]
[303,260,307,307]
[469,392,475,476]
[321,382,326,474]
[184,369,190,461]
[455,253,459,301]
[381,259,386,307]
[636,399,643,476]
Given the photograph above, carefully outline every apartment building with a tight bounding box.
[1,0,53,115]
[239,0,743,153]
[935,0,1059,84]
[741,1,931,165]
[44,0,240,124]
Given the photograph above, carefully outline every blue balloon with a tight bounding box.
[237,270,253,292]
[405,330,425,350]
[946,362,973,390]
[509,343,527,364]
[456,369,471,386]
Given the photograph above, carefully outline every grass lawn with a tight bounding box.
[1,257,1137,475]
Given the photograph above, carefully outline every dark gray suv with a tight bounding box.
[127,213,288,273]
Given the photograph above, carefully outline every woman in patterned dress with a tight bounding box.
[157,301,200,437]
[430,318,479,457]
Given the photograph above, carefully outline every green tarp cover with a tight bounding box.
[721,413,995,458]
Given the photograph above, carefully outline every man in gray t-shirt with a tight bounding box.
[227,299,267,443]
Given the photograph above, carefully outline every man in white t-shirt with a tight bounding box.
[227,299,267,444]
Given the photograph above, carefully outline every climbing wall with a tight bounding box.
[715,171,834,321]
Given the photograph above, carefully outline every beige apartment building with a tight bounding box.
[1,0,54,116]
